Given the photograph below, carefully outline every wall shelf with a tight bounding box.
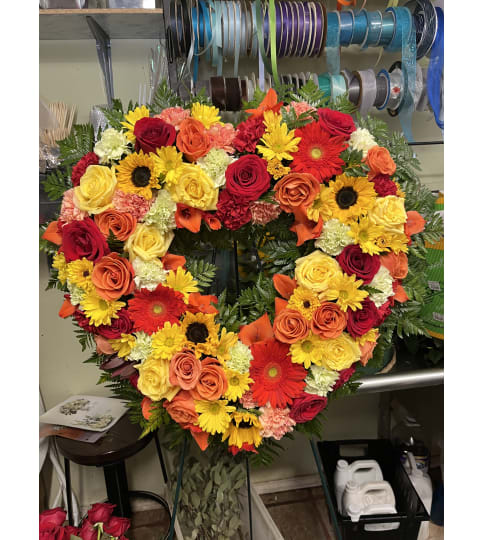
[40,8,164,40]
[357,367,444,394]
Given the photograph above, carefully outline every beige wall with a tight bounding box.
[39,11,443,510]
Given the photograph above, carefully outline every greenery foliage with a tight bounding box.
[41,168,72,201]
[57,124,95,167]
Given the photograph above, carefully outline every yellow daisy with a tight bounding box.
[121,105,150,143]
[306,186,324,222]
[222,411,262,448]
[195,399,236,435]
[151,146,184,187]
[116,151,162,200]
[66,258,95,291]
[216,328,239,363]
[80,293,125,326]
[181,312,220,357]
[165,267,199,301]
[190,103,222,129]
[256,116,301,162]
[321,175,377,223]
[262,110,283,131]
[348,217,384,255]
[287,287,321,321]
[110,333,136,358]
[374,230,409,254]
[324,273,369,312]
[52,251,68,285]
[150,322,186,360]
[290,333,324,369]
[223,369,253,401]
[355,328,379,347]
[395,182,405,198]
[267,158,291,180]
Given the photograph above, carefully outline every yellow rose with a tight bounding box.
[136,357,180,401]
[167,164,218,210]
[125,223,174,261]
[369,195,407,232]
[319,333,361,370]
[74,165,117,214]
[295,250,342,293]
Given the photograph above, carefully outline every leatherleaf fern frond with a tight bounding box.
[58,124,95,167]
[185,257,217,290]
[238,273,276,323]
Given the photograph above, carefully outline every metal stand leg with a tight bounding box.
[86,16,114,108]
[154,431,169,484]
[246,456,253,540]
[103,461,132,518]
[64,458,74,526]
[168,436,188,540]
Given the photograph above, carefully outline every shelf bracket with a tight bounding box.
[86,16,114,108]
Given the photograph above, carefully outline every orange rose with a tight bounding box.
[380,252,408,280]
[91,252,135,301]
[142,396,154,420]
[189,357,227,401]
[176,118,212,161]
[163,390,198,427]
[169,349,202,390]
[274,172,319,214]
[273,309,310,344]
[94,209,137,241]
[311,302,347,339]
[365,146,396,176]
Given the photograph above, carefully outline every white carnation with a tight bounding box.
[305,365,340,397]
[197,148,236,188]
[128,332,153,363]
[314,219,354,256]
[226,341,253,374]
[368,266,395,307]
[67,281,86,306]
[142,189,176,233]
[348,128,377,158]
[94,128,131,164]
[132,257,168,291]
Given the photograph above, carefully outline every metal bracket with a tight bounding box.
[86,16,114,108]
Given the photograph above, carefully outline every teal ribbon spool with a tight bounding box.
[318,74,332,98]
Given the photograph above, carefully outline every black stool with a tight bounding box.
[55,415,170,526]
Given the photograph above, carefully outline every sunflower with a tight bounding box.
[181,312,219,357]
[165,267,199,301]
[290,333,325,369]
[222,411,262,448]
[249,338,306,408]
[127,283,186,334]
[256,113,301,162]
[290,122,347,182]
[151,146,184,187]
[116,151,162,200]
[190,103,222,129]
[150,322,186,360]
[287,287,321,320]
[324,273,369,312]
[267,158,291,180]
[195,399,236,435]
[80,292,126,326]
[52,251,68,285]
[121,106,150,143]
[110,333,136,358]
[66,258,95,291]
[348,217,384,255]
[223,369,253,401]
[321,175,377,223]
[216,328,239,363]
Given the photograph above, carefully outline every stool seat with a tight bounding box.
[56,414,152,466]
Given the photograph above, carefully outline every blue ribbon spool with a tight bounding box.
[339,9,354,45]
[427,6,444,131]
[351,9,368,45]
[325,11,341,74]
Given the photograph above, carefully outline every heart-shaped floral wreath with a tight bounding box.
[41,82,442,460]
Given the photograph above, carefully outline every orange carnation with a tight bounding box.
[169,349,202,390]
[273,309,310,344]
[380,252,408,280]
[274,172,319,214]
[91,252,135,301]
[365,146,396,176]
[94,209,137,241]
[311,302,347,339]
[176,118,212,161]
[163,390,198,427]
[189,357,227,401]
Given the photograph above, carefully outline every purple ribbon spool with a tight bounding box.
[292,1,300,57]
[312,1,324,56]
[278,2,287,57]
[299,1,312,56]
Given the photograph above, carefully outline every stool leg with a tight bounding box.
[154,431,169,484]
[64,458,73,526]
[103,461,132,518]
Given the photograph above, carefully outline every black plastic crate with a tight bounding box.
[317,439,429,539]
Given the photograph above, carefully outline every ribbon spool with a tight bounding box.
[404,0,438,60]
[352,69,378,116]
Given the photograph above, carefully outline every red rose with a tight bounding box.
[337,245,381,284]
[129,373,139,389]
[71,152,99,187]
[104,516,131,537]
[61,218,110,263]
[289,393,327,423]
[96,308,134,338]
[317,108,356,139]
[39,508,66,531]
[225,155,271,202]
[39,528,66,540]
[333,366,356,390]
[232,116,266,153]
[347,299,379,338]
[215,190,252,230]
[87,502,116,524]
[133,116,176,153]
[371,174,398,197]
[377,300,392,325]
[79,520,97,540]
[64,526,80,537]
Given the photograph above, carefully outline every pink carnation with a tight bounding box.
[208,123,236,154]
[155,107,190,130]
[259,404,296,440]
[284,101,315,118]
[239,390,258,409]
[249,201,282,225]
[59,189,88,224]
[112,190,152,220]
